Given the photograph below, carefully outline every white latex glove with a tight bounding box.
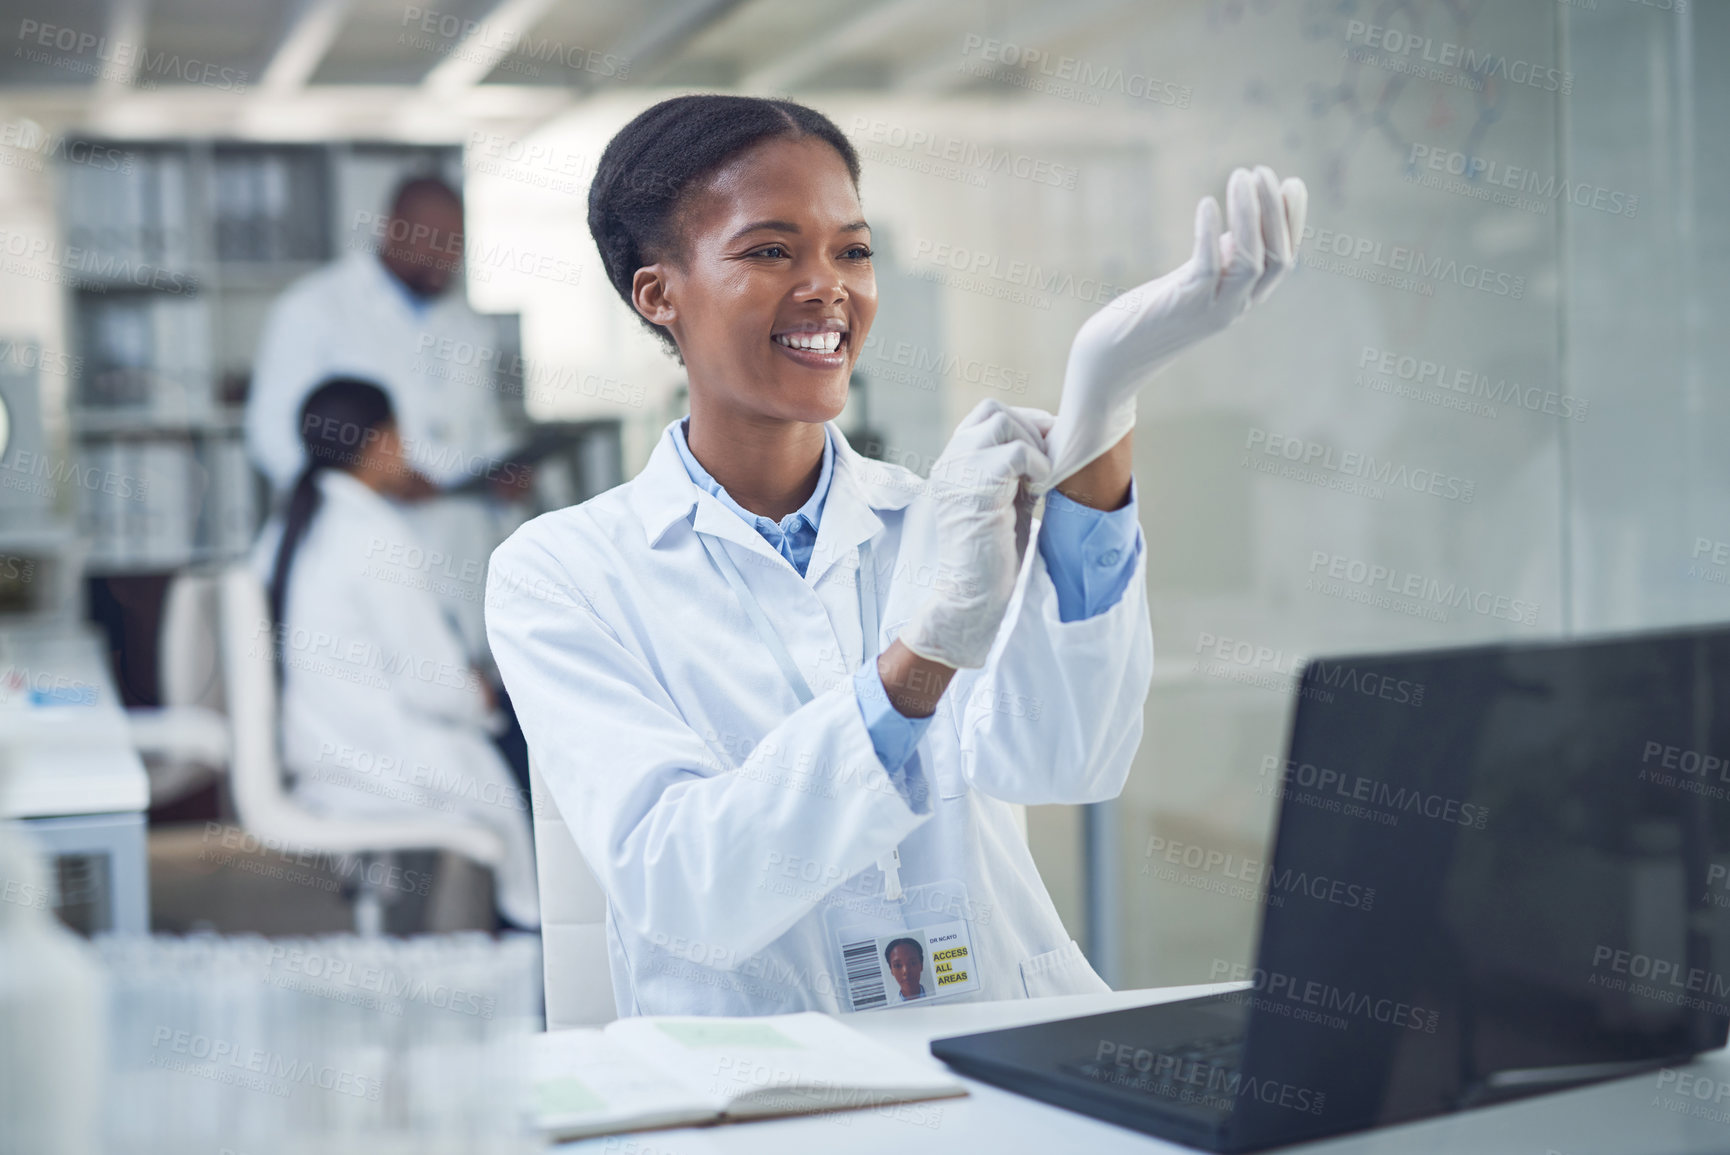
[1042,164,1309,488]
[897,400,1054,669]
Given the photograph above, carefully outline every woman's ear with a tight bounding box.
[631,264,677,328]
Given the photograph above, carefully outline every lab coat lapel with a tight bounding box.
[625,420,918,698]
[628,421,793,565]
[804,423,915,590]
[628,421,836,702]
[350,251,407,342]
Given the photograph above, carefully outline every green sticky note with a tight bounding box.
[656,1021,803,1049]
[536,1076,608,1115]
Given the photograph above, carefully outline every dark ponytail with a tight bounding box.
[587,94,862,364]
[268,377,396,639]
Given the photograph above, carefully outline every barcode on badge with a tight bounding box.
[843,938,886,1010]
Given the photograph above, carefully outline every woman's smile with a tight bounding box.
[770,318,849,369]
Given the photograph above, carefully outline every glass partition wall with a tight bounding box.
[807,0,1723,988]
[473,0,1724,989]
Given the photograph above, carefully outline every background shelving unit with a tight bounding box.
[58,138,487,576]
[0,355,85,624]
[56,139,514,715]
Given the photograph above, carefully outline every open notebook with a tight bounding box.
[530,1012,968,1140]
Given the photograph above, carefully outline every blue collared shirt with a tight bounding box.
[377,252,435,318]
[672,419,1141,800]
[672,418,833,578]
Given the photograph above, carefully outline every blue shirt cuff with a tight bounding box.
[852,655,934,812]
[1037,477,1143,623]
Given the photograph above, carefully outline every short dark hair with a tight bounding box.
[297,376,395,472]
[389,174,461,220]
[884,937,923,966]
[586,93,862,363]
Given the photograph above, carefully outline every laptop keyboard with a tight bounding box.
[1061,1032,1246,1106]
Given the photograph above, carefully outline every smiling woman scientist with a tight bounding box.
[485,94,1306,1017]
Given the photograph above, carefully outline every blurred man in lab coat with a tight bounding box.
[245,176,524,666]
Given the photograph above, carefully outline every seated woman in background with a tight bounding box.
[260,376,539,930]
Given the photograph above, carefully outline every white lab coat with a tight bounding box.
[260,468,539,928]
[246,249,518,661]
[485,419,1153,1015]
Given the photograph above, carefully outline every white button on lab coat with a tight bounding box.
[258,469,539,928]
[246,250,517,660]
[485,419,1153,1015]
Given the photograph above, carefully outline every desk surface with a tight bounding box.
[557,982,1730,1155]
[0,624,148,818]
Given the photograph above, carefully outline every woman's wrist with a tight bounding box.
[1054,430,1133,510]
[876,639,956,718]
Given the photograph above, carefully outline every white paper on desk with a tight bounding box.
[531,1011,966,1140]
[532,1029,716,1140]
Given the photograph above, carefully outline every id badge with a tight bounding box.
[825,877,980,1011]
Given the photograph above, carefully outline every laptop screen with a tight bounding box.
[1229,624,1730,1141]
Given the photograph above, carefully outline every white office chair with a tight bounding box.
[528,756,615,1027]
[218,565,508,934]
[124,571,232,807]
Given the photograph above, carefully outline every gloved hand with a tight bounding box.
[897,400,1054,669]
[1042,165,1309,488]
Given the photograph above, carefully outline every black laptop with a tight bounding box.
[931,624,1730,1150]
